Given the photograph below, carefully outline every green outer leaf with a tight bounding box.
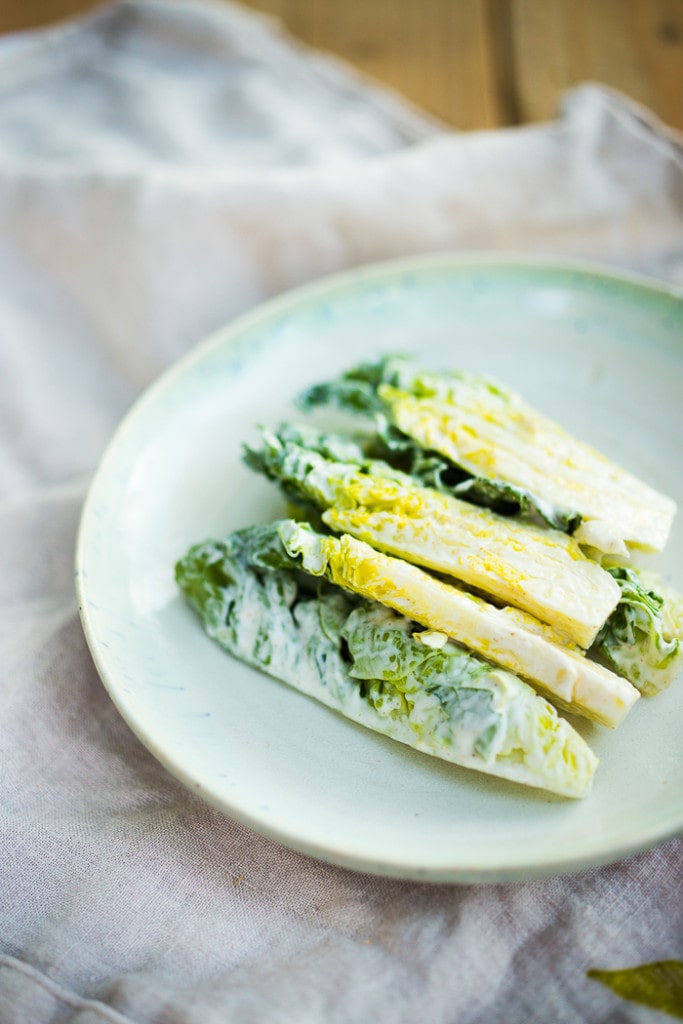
[175,521,598,798]
[591,566,682,695]
[587,960,683,1019]
[298,354,410,414]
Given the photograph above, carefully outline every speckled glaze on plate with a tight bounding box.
[76,253,683,883]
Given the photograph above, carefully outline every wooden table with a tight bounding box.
[2,0,682,131]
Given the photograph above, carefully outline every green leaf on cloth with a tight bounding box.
[587,960,683,1018]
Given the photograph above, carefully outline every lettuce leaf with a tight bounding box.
[176,522,598,798]
[591,566,683,695]
[299,354,676,554]
[298,367,581,534]
[587,961,683,1019]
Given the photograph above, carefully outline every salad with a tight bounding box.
[176,357,683,799]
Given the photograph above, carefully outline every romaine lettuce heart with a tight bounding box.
[175,523,598,799]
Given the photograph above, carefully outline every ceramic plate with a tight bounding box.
[76,254,683,883]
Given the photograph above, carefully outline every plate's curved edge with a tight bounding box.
[74,251,683,557]
[150,760,683,885]
[71,573,683,883]
[74,251,683,884]
[75,249,683,600]
[75,249,683,527]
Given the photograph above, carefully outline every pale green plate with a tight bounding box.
[76,254,683,883]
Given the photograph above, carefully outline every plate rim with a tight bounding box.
[75,250,683,883]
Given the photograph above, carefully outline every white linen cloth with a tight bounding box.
[1,2,682,1021]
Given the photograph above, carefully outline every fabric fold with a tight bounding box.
[0,2,681,1022]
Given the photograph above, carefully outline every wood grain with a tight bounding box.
[252,0,503,129]
[0,0,96,33]
[511,0,683,126]
[1,0,681,130]
[241,0,683,129]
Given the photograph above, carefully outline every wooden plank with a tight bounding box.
[631,0,683,127]
[0,0,97,33]
[512,0,683,129]
[242,0,504,128]
[1,0,680,132]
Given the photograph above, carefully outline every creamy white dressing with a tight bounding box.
[180,531,598,799]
